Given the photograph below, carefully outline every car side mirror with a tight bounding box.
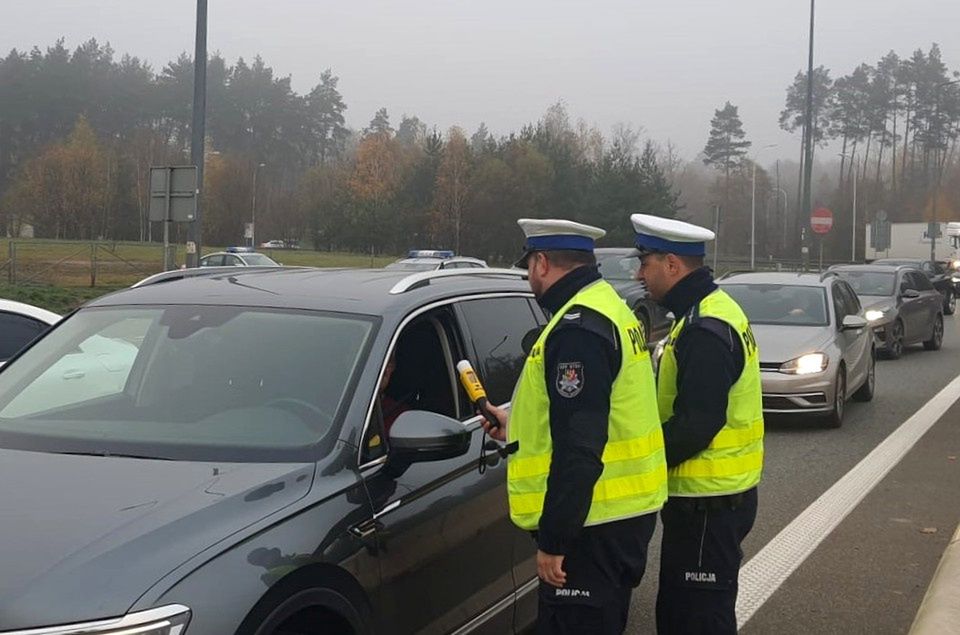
[901,289,920,299]
[841,315,868,331]
[388,410,471,470]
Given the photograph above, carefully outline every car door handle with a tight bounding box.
[349,518,384,539]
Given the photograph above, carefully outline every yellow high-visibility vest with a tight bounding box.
[508,279,667,530]
[657,288,764,496]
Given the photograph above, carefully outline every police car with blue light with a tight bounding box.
[199,246,281,268]
[385,250,487,272]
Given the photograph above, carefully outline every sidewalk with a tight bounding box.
[910,522,960,634]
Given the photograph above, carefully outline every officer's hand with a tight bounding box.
[478,404,508,442]
[537,549,566,588]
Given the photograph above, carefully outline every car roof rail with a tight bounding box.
[389,268,528,294]
[131,266,299,288]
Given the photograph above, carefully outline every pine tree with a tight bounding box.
[365,107,393,138]
[703,101,752,192]
[306,69,348,164]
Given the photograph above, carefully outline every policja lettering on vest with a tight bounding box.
[630,212,764,635]
[478,218,667,635]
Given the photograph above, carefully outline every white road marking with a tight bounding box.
[737,372,960,629]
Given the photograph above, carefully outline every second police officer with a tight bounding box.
[630,213,764,635]
[481,218,667,635]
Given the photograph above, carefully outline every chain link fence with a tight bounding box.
[1,240,177,288]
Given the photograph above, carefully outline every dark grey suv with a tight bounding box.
[0,267,542,634]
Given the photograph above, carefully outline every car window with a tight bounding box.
[837,281,861,315]
[831,285,849,323]
[224,255,242,266]
[0,306,375,462]
[721,284,829,326]
[900,272,918,292]
[458,297,539,404]
[835,270,896,296]
[0,312,47,362]
[241,254,280,266]
[597,253,639,281]
[201,254,224,267]
[913,272,934,291]
[362,308,466,463]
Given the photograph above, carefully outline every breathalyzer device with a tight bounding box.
[456,360,499,429]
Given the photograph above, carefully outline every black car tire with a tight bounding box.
[825,366,846,428]
[884,320,904,360]
[851,350,875,402]
[924,314,944,351]
[239,568,371,635]
[944,290,956,315]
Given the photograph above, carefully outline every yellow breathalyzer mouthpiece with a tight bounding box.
[457,360,487,403]
[457,360,498,428]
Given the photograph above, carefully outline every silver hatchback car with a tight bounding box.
[719,272,876,428]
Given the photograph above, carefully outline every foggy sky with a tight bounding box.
[4,0,959,165]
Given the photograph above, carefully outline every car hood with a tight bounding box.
[752,324,833,364]
[0,448,313,630]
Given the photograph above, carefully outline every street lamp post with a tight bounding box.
[251,162,266,248]
[768,187,788,254]
[839,151,859,262]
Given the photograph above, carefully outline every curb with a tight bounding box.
[909,521,960,634]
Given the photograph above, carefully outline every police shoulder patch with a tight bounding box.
[556,361,584,398]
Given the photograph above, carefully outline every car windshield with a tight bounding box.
[832,271,896,297]
[384,261,438,271]
[721,284,829,326]
[0,306,375,462]
[242,254,279,266]
[596,253,638,281]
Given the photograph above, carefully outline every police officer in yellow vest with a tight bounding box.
[480,218,667,635]
[629,213,763,634]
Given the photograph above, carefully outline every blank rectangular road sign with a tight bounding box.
[149,166,198,222]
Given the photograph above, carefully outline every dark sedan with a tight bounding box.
[829,264,944,359]
[0,267,541,635]
[596,247,673,346]
[871,258,955,315]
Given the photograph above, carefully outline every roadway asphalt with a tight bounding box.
[626,313,960,633]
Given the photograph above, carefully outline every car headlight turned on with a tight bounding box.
[779,353,828,375]
[6,606,190,635]
[864,309,886,322]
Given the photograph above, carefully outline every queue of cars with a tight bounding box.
[712,259,948,428]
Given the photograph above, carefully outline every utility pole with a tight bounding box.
[751,162,756,270]
[251,162,266,247]
[852,155,858,262]
[712,205,721,272]
[187,0,208,268]
[801,0,815,266]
